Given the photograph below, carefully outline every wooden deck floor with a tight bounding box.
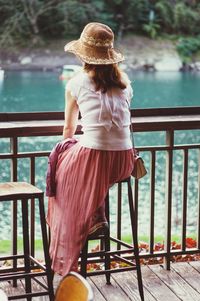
[1,261,200,300]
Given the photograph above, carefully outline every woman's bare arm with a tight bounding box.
[63,90,79,139]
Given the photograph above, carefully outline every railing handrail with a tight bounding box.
[0,107,200,138]
[0,106,200,122]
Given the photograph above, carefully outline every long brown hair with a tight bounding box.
[84,63,127,93]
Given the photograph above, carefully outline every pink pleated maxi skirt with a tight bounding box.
[46,142,134,276]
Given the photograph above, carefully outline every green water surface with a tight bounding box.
[0,70,199,112]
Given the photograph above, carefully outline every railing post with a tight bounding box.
[181,149,188,251]
[164,130,173,270]
[10,136,18,287]
[149,151,156,254]
[197,149,200,249]
[30,157,35,258]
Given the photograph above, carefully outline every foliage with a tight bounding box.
[143,22,160,39]
[155,0,174,33]
[174,2,200,35]
[176,36,200,61]
[0,0,200,47]
[0,0,59,47]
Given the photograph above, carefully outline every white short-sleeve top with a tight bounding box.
[66,70,133,150]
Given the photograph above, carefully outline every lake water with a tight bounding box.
[0,70,200,243]
[0,70,200,112]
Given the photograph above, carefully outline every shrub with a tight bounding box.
[176,36,200,61]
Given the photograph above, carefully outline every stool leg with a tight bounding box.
[38,196,54,301]
[105,192,111,284]
[127,180,144,301]
[81,240,88,278]
[21,198,32,301]
[104,226,111,284]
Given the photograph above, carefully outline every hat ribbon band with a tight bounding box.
[80,35,113,48]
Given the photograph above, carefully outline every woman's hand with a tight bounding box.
[63,90,79,140]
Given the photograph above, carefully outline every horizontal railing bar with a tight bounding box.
[0,144,200,160]
[138,248,200,258]
[132,144,200,152]
[0,152,50,159]
[0,108,200,137]
[0,119,200,137]
[130,107,200,117]
[78,247,200,265]
[0,123,199,138]
[1,107,199,122]
[0,111,65,122]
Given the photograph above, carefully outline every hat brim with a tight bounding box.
[64,39,124,65]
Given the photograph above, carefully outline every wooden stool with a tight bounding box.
[80,177,144,301]
[0,182,54,301]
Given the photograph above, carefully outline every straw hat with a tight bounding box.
[64,22,124,65]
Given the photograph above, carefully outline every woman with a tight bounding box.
[47,22,134,276]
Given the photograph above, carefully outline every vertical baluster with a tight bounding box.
[10,137,18,287]
[149,151,155,254]
[117,182,122,250]
[30,157,35,258]
[105,192,110,225]
[197,149,200,250]
[181,149,188,251]
[164,130,173,270]
[134,178,139,236]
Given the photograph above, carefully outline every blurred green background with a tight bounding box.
[0,0,200,62]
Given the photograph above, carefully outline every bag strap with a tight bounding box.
[126,99,135,148]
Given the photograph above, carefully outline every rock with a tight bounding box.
[155,56,182,71]
[186,62,200,72]
[195,62,200,71]
[20,56,32,65]
[143,59,155,71]
[188,63,195,70]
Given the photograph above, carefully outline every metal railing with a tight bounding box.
[0,107,200,270]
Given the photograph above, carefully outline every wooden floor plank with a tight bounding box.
[2,262,200,301]
[0,279,26,299]
[88,278,106,301]
[150,263,200,301]
[111,270,156,301]
[89,274,131,301]
[189,261,200,273]
[171,262,200,294]
[141,265,181,301]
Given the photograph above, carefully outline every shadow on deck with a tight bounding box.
[1,261,200,300]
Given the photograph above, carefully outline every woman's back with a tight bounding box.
[66,70,133,150]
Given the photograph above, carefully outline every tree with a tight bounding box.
[0,0,60,47]
[174,2,200,35]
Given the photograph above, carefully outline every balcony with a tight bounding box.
[0,107,200,300]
